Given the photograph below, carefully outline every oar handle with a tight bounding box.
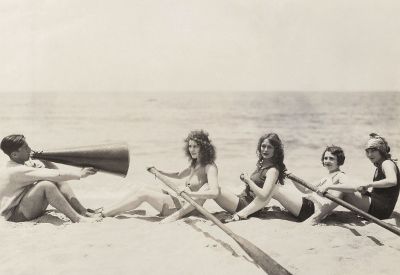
[285,172,400,237]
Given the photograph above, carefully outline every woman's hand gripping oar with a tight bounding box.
[147,167,292,275]
[285,172,400,237]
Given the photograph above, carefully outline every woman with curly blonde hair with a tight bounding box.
[102,130,219,222]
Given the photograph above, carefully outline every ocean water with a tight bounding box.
[0,91,399,198]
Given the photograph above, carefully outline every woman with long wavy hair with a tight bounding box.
[213,132,345,224]
[101,130,219,222]
[212,132,292,221]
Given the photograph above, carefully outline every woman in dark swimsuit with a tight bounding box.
[320,133,400,220]
[211,133,287,221]
[216,133,347,224]
[101,130,219,222]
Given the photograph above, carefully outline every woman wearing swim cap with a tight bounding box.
[319,133,400,219]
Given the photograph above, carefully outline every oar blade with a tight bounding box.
[232,233,292,275]
[150,170,292,274]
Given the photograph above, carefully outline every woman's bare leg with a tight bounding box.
[272,184,305,217]
[102,186,176,217]
[236,197,270,218]
[213,186,240,214]
[160,198,207,223]
[342,192,371,212]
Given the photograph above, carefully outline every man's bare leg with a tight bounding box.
[15,181,94,223]
[56,182,91,216]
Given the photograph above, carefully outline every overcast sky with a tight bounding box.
[1,0,399,93]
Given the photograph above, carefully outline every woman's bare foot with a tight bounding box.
[83,207,104,217]
[77,215,103,223]
[301,216,320,226]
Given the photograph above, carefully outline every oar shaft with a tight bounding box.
[179,192,233,233]
[286,173,400,237]
[152,170,292,275]
[151,171,235,234]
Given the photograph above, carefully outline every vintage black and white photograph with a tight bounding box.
[1,1,399,274]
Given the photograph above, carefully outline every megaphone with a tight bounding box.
[31,143,130,177]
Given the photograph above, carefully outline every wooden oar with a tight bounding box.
[147,167,292,275]
[285,172,400,237]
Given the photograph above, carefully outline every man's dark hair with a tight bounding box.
[1,134,26,156]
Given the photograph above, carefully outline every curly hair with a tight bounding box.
[184,130,216,167]
[256,133,287,184]
[321,145,345,166]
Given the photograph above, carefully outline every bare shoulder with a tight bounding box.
[382,159,397,171]
[266,166,279,175]
[336,171,347,182]
[265,167,279,180]
[205,163,218,173]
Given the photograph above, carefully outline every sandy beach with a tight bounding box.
[1,188,400,275]
[1,0,399,273]
[0,90,399,274]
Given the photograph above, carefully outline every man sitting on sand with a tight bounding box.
[0,134,100,223]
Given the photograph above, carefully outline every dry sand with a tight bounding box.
[1,194,400,275]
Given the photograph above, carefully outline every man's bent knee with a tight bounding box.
[36,180,58,191]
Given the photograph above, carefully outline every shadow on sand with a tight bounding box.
[390,211,400,226]
[32,210,69,226]
[215,207,394,245]
[183,218,254,265]
[112,209,164,222]
[199,206,394,242]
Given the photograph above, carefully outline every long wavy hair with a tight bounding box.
[184,130,216,167]
[256,133,286,184]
